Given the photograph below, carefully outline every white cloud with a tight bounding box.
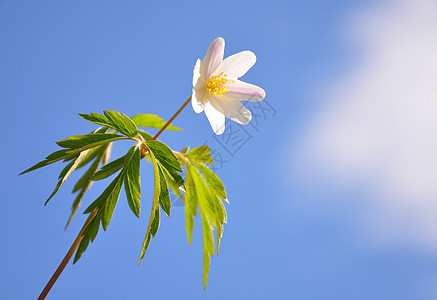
[292,0,437,250]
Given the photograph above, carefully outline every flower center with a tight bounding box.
[204,72,234,97]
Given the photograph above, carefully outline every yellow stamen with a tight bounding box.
[204,72,231,97]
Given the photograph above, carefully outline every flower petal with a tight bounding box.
[212,99,252,125]
[192,59,207,113]
[192,58,201,87]
[223,80,266,102]
[214,51,256,78]
[204,101,225,135]
[200,37,225,79]
[191,89,204,113]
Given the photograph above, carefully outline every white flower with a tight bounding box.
[191,37,266,135]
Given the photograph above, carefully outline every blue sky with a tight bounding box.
[2,0,437,299]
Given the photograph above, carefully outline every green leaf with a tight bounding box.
[92,126,110,134]
[187,145,213,165]
[138,130,153,141]
[101,172,124,230]
[189,164,217,225]
[185,211,194,246]
[75,145,105,170]
[83,214,100,242]
[190,161,227,260]
[45,149,74,161]
[131,114,183,131]
[145,140,183,172]
[146,140,185,190]
[139,151,161,263]
[162,167,183,200]
[58,155,78,179]
[80,111,139,137]
[180,146,189,154]
[66,146,109,229]
[150,207,160,237]
[211,193,225,225]
[71,128,110,170]
[184,166,198,245]
[79,112,111,128]
[20,149,75,175]
[211,193,226,256]
[195,163,227,200]
[73,236,90,264]
[84,171,122,214]
[102,142,113,165]
[66,189,87,229]
[164,167,185,189]
[219,196,227,224]
[91,154,127,181]
[201,211,214,290]
[104,110,138,137]
[216,223,223,256]
[157,165,171,217]
[22,141,114,176]
[56,133,129,149]
[61,153,79,164]
[45,150,90,205]
[73,212,101,263]
[124,146,141,218]
[72,147,107,193]
[46,160,75,203]
[203,251,210,290]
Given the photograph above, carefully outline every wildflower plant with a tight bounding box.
[22,37,265,299]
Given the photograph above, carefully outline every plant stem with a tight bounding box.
[141,95,192,157]
[38,211,97,300]
[38,96,192,299]
[153,96,192,140]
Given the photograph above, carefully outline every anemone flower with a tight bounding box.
[191,37,266,135]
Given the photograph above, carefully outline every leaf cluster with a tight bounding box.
[21,110,228,289]
[182,145,228,289]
